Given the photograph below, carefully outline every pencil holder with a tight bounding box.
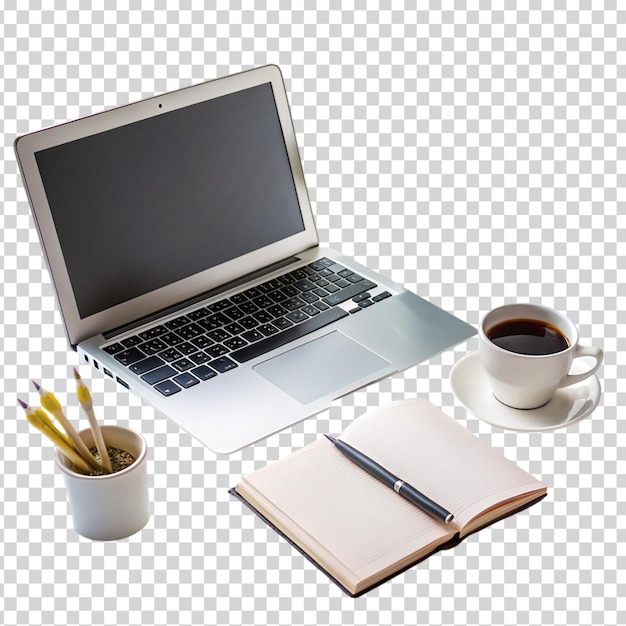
[55,425,150,541]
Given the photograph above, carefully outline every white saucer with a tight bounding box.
[450,351,601,432]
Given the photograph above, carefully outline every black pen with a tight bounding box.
[324,434,454,524]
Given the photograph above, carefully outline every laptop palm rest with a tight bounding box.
[253,331,391,405]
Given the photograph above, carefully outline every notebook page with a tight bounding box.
[341,398,546,530]
[239,438,453,586]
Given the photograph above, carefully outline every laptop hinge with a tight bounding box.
[102,256,302,340]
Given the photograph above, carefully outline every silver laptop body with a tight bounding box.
[15,65,476,453]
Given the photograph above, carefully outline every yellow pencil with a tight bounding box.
[32,380,105,472]
[19,399,92,474]
[73,368,112,473]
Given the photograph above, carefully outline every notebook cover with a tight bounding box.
[229,487,547,597]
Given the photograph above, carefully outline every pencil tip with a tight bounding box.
[18,399,28,409]
[73,367,80,380]
[32,380,41,391]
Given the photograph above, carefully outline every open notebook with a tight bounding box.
[232,398,547,596]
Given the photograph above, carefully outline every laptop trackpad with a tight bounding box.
[253,331,390,405]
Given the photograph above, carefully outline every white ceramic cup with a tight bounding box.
[479,303,603,410]
[56,425,150,541]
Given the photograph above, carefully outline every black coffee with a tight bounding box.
[487,318,569,356]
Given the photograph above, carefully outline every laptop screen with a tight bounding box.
[34,82,305,319]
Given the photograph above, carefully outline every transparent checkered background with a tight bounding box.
[1,2,624,625]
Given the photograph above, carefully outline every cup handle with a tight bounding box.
[559,345,603,388]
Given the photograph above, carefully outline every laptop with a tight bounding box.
[15,65,476,453]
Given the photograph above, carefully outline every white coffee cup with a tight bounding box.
[56,425,150,541]
[479,303,603,410]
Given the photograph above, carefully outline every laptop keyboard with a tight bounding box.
[101,258,392,397]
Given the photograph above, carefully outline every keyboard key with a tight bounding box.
[242,329,264,343]
[187,307,211,321]
[231,307,349,363]
[224,306,245,321]
[373,291,392,302]
[242,286,262,299]
[308,258,333,271]
[122,335,142,347]
[198,313,230,331]
[322,280,377,306]
[265,278,284,291]
[230,293,248,305]
[138,325,168,341]
[207,299,232,313]
[158,347,183,362]
[103,342,124,355]
[286,310,309,324]
[190,351,212,365]
[358,299,375,308]
[347,273,366,283]
[267,304,287,317]
[268,289,289,303]
[173,372,199,388]
[160,331,185,346]
[165,315,190,330]
[289,268,308,280]
[154,380,181,396]
[224,322,245,335]
[301,305,320,316]
[239,316,259,330]
[206,344,229,358]
[176,323,204,340]
[258,323,279,337]
[254,310,273,324]
[294,279,316,292]
[300,292,319,304]
[114,347,146,366]
[224,336,248,350]
[283,297,305,311]
[207,328,230,342]
[191,365,217,381]
[272,316,294,330]
[172,358,195,372]
[130,355,165,375]
[141,365,177,385]
[282,285,300,297]
[141,338,168,355]
[191,335,214,349]
[252,295,273,309]
[239,301,259,315]
[209,356,238,373]
[176,341,199,356]
[352,292,371,303]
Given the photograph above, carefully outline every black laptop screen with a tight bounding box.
[35,82,305,319]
